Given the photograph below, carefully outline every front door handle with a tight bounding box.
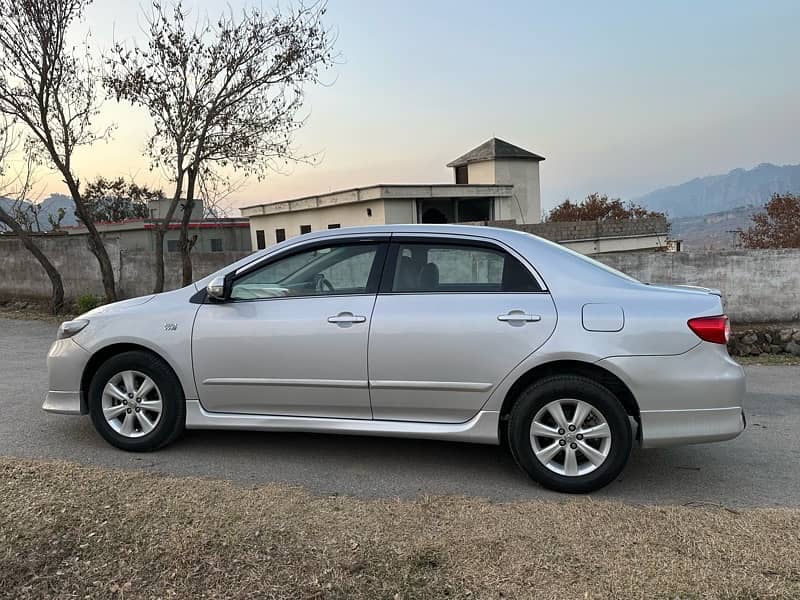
[498,311,542,323]
[327,312,367,324]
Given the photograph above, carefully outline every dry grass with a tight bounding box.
[0,302,74,324]
[1,458,799,599]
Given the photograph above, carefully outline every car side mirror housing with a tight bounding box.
[206,276,228,301]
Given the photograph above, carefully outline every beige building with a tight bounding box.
[241,138,545,249]
[63,198,252,253]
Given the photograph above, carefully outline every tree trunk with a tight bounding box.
[152,226,167,294]
[178,168,199,287]
[0,208,65,314]
[64,177,118,302]
[152,171,187,294]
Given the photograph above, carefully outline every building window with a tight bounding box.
[166,239,178,253]
[210,238,223,252]
[455,166,468,184]
[275,228,286,243]
[328,223,340,229]
[300,225,311,235]
[256,230,266,249]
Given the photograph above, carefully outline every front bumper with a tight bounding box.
[42,338,90,416]
[598,343,746,448]
[42,391,84,415]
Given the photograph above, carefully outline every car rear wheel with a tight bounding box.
[508,375,632,493]
[88,350,185,451]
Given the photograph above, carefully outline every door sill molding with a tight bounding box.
[185,400,500,445]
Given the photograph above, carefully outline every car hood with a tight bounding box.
[79,294,156,318]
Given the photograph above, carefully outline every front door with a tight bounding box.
[192,238,388,418]
[368,236,557,423]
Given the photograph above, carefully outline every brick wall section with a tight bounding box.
[482,216,668,242]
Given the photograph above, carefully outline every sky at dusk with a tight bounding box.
[27,0,800,213]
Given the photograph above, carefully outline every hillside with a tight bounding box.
[0,194,77,231]
[669,206,759,250]
[634,163,800,218]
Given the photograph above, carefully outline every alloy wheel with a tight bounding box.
[101,370,163,438]
[529,398,612,476]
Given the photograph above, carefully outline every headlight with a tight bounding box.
[57,319,89,340]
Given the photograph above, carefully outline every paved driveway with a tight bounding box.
[1,317,798,506]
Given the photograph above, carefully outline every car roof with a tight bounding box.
[291,223,539,245]
[194,223,643,293]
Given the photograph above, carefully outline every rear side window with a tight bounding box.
[389,241,541,293]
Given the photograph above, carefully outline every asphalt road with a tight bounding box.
[2,317,799,507]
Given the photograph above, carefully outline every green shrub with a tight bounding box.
[75,293,104,314]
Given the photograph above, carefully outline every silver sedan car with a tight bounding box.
[43,225,746,493]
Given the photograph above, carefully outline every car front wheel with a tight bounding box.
[508,374,632,493]
[88,350,185,451]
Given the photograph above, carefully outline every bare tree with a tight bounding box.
[0,0,118,301]
[106,0,335,289]
[0,118,65,313]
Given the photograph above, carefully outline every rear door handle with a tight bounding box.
[498,311,541,323]
[328,312,367,324]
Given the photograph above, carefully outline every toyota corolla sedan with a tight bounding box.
[43,225,746,493]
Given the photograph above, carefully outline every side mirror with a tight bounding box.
[206,276,228,301]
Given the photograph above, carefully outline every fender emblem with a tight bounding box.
[164,323,178,331]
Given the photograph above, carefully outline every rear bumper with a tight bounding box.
[639,406,746,448]
[598,343,746,447]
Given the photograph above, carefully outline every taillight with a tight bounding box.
[687,315,730,344]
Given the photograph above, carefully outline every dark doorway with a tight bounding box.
[421,208,448,223]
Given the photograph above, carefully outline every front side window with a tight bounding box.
[390,241,541,293]
[231,242,384,301]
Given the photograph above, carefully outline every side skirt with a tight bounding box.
[185,400,500,445]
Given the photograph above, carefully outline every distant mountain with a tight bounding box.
[633,163,800,218]
[0,194,77,231]
[669,206,759,250]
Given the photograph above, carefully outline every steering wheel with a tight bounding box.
[315,274,335,293]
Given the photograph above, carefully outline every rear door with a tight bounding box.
[367,235,557,423]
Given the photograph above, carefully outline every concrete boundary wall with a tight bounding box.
[596,249,800,323]
[0,236,248,301]
[1,235,798,323]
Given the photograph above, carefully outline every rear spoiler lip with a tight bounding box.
[672,284,723,297]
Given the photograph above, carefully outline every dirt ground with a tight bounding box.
[1,457,799,600]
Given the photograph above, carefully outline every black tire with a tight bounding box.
[507,374,632,493]
[88,350,185,451]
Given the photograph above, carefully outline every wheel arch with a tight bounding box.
[498,360,640,446]
[80,343,186,411]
